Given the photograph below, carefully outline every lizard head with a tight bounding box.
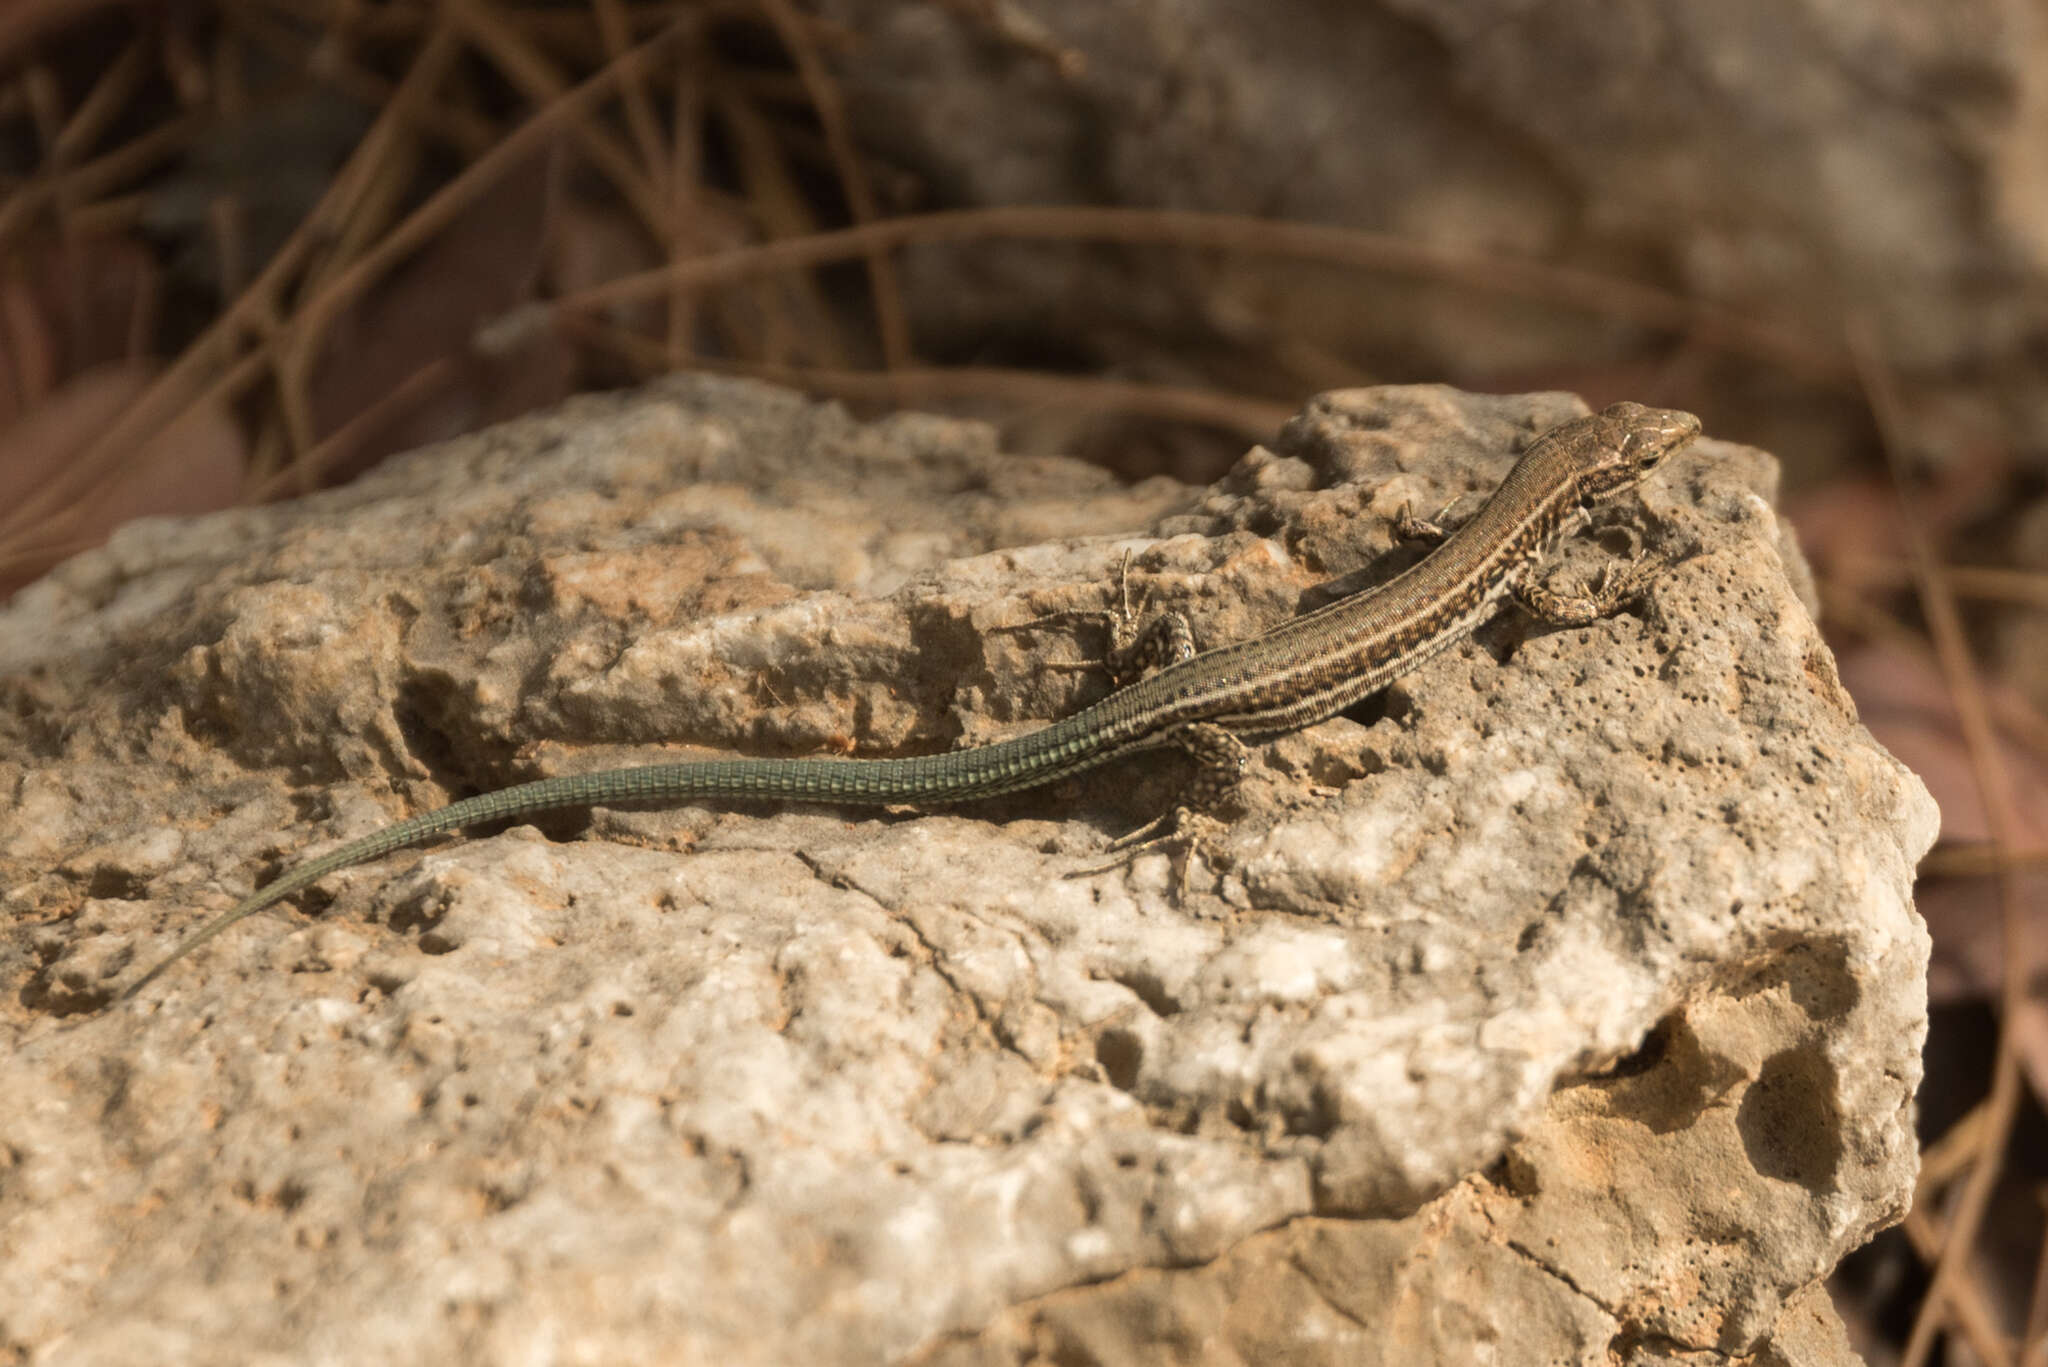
[1575,402,1702,505]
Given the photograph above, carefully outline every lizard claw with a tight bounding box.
[1068,805,1228,900]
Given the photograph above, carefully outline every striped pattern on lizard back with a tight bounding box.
[116,400,1701,1000]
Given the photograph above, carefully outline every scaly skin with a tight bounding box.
[119,402,1701,1000]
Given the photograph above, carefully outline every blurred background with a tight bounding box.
[1,2,2043,1359]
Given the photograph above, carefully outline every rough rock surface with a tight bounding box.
[813,0,2048,448]
[1,378,1933,1364]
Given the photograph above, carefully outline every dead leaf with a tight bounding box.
[0,360,243,597]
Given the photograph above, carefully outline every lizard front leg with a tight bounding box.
[1515,534,1656,627]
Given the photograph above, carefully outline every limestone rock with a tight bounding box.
[0,378,1932,1364]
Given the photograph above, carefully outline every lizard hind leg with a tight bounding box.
[1004,549,1197,687]
[1100,609,1197,687]
[1073,722,1246,893]
[1078,549,1198,687]
[1393,494,1463,546]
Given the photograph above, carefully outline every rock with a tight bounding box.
[810,1,2045,432]
[0,378,1932,1364]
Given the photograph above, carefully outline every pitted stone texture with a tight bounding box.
[1,378,1930,1364]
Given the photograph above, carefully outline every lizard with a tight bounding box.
[116,400,1702,1001]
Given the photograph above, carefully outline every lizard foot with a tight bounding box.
[1067,805,1231,898]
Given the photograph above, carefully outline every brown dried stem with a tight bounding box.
[754,0,911,368]
[557,204,1853,380]
[1853,320,2034,1367]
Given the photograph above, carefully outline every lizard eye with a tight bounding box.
[1580,404,1702,506]
[1621,408,1702,469]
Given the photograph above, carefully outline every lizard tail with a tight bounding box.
[114,741,1077,1003]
